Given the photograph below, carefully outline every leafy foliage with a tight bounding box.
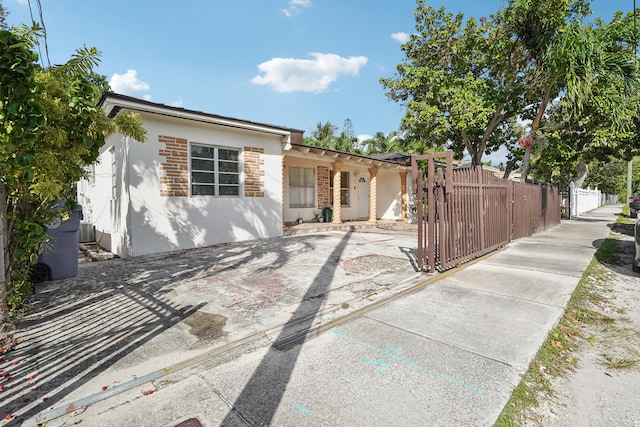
[0,0,7,31]
[528,11,640,187]
[0,25,146,315]
[381,0,639,188]
[381,1,531,166]
[304,119,362,154]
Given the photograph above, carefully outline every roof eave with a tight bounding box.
[99,91,305,139]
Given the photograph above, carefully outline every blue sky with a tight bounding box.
[4,0,627,149]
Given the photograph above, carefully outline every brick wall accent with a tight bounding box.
[317,165,330,208]
[158,135,189,197]
[244,146,265,197]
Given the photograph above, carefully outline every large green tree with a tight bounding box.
[511,2,639,182]
[528,11,640,186]
[0,25,145,318]
[0,0,8,30]
[381,1,531,166]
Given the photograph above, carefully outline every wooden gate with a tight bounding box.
[412,152,512,272]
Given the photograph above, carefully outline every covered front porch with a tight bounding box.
[282,143,412,226]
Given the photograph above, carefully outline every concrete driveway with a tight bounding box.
[5,227,424,424]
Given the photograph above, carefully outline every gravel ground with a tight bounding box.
[521,221,640,426]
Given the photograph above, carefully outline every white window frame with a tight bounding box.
[190,143,241,197]
[289,166,315,208]
[330,171,350,207]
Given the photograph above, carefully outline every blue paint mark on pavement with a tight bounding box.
[332,329,486,395]
[385,344,401,353]
[291,402,311,415]
[363,358,389,373]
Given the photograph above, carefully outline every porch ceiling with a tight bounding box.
[286,143,410,171]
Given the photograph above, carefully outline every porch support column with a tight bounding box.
[368,167,378,224]
[400,171,407,221]
[332,162,343,224]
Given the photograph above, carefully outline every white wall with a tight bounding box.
[78,135,130,254]
[377,169,405,220]
[125,115,284,257]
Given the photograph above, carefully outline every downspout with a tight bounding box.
[123,135,133,257]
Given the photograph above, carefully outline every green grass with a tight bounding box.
[599,354,639,370]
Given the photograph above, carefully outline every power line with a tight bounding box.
[26,0,50,69]
[36,0,50,68]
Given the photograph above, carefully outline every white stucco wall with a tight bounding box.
[81,111,286,258]
[77,134,134,255]
[377,169,405,220]
[124,115,284,257]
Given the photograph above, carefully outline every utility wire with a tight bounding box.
[26,0,50,69]
[36,0,51,68]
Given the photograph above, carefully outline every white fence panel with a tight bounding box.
[569,182,602,218]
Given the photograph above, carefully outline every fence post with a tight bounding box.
[569,182,576,219]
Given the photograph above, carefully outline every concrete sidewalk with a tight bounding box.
[3,205,621,426]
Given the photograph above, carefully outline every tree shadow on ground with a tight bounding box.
[221,232,353,426]
[4,287,204,425]
[3,234,322,425]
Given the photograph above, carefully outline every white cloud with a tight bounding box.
[358,134,373,143]
[391,32,410,44]
[251,53,368,94]
[171,98,184,107]
[283,0,312,17]
[109,69,151,96]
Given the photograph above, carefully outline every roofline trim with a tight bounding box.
[99,92,305,139]
[288,143,410,169]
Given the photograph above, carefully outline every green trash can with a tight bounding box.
[322,207,333,223]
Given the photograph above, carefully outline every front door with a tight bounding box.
[358,175,369,219]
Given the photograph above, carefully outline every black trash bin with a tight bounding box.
[31,206,83,282]
[322,207,333,223]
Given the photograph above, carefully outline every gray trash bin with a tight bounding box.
[32,206,83,282]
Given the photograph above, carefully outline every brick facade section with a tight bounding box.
[158,135,189,197]
[317,165,330,208]
[244,146,265,197]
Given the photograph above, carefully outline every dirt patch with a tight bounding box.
[182,311,228,341]
[339,255,407,275]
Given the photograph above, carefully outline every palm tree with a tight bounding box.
[512,2,640,182]
[364,131,401,155]
[306,121,337,148]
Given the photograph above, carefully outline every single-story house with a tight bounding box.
[77,92,412,258]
